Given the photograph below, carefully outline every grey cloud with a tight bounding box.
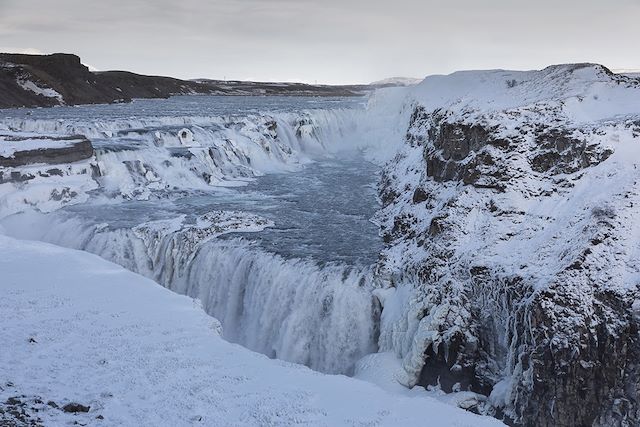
[0,0,638,84]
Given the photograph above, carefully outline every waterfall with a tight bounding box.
[0,97,411,375]
[3,210,380,375]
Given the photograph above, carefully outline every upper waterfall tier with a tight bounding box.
[0,96,393,217]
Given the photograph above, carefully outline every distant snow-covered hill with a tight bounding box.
[370,77,422,87]
[614,68,640,78]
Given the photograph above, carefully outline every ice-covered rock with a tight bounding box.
[376,64,640,426]
[0,134,93,167]
[0,133,97,218]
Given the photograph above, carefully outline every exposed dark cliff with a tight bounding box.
[0,53,365,109]
[0,53,202,108]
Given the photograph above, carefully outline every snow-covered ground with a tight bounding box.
[16,78,65,104]
[0,234,502,426]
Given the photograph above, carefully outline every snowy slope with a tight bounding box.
[370,77,422,87]
[408,64,640,122]
[0,234,503,427]
[375,64,640,426]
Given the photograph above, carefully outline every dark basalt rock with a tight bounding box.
[516,286,640,427]
[409,112,513,190]
[1,395,46,426]
[0,136,94,167]
[408,109,614,193]
[50,188,78,201]
[433,121,501,161]
[62,403,90,413]
[379,170,400,207]
[412,187,428,203]
[532,128,613,174]
[0,171,34,184]
[0,53,133,108]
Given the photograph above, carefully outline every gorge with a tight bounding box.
[2,63,640,427]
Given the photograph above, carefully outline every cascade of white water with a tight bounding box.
[180,241,379,374]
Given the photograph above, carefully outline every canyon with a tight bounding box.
[2,62,640,426]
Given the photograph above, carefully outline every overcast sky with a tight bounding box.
[1,0,639,84]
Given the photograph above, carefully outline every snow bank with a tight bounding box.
[0,234,502,426]
[409,63,640,123]
[0,135,83,158]
[3,212,379,376]
[16,78,64,104]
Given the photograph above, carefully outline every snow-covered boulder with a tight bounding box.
[0,133,98,218]
[0,134,93,167]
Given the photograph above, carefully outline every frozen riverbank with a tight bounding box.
[0,234,503,426]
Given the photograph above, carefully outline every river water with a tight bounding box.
[61,156,381,266]
[0,95,366,119]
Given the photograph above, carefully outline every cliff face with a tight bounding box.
[0,53,201,108]
[0,53,365,109]
[376,64,640,426]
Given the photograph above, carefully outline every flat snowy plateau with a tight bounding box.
[0,234,502,426]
